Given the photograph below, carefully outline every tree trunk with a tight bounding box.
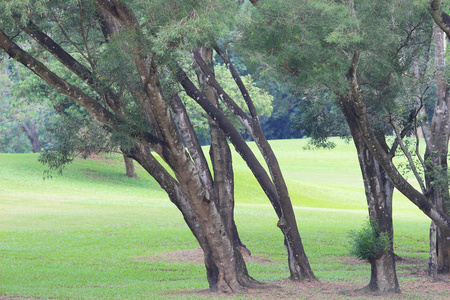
[134,65,254,293]
[22,122,42,153]
[421,24,450,275]
[252,123,314,280]
[339,96,400,293]
[431,24,450,274]
[196,46,249,255]
[128,143,231,290]
[367,252,399,293]
[123,154,137,178]
[429,221,438,278]
[101,2,259,288]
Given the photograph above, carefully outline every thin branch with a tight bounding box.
[389,113,426,193]
[394,18,425,59]
[414,104,427,176]
[191,51,252,130]
[213,44,260,121]
[52,11,91,65]
[78,0,95,69]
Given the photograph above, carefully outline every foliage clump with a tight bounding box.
[349,221,390,262]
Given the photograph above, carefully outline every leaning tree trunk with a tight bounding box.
[339,96,400,293]
[339,51,450,282]
[131,50,256,293]
[128,143,222,289]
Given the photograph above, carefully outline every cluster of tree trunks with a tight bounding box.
[3,0,450,296]
[0,0,314,292]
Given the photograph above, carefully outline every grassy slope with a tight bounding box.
[0,139,430,299]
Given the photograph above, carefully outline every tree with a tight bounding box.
[0,57,138,178]
[424,0,450,276]
[0,0,314,291]
[0,60,54,153]
[240,0,445,293]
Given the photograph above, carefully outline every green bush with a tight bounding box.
[349,221,390,262]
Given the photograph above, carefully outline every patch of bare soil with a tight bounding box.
[167,276,450,300]
[155,248,450,300]
[135,247,272,265]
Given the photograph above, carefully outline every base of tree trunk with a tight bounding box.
[209,274,265,293]
[437,228,450,274]
[366,252,400,294]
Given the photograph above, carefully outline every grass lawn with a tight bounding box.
[0,139,440,299]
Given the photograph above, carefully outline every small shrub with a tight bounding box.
[349,221,390,262]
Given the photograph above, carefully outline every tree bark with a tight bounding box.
[428,24,450,274]
[367,252,399,293]
[196,46,249,255]
[416,21,450,275]
[127,143,221,289]
[339,96,400,293]
[429,221,439,278]
[123,154,137,178]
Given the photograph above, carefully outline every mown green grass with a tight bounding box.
[0,139,431,299]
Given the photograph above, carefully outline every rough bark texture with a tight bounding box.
[368,252,399,293]
[339,96,400,293]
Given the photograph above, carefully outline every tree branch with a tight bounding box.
[175,66,282,217]
[430,0,450,38]
[20,19,123,113]
[51,11,92,66]
[389,114,426,193]
[170,93,213,190]
[0,29,113,125]
[0,28,161,149]
[191,50,252,131]
[345,49,450,231]
[77,0,95,69]
[213,45,260,121]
